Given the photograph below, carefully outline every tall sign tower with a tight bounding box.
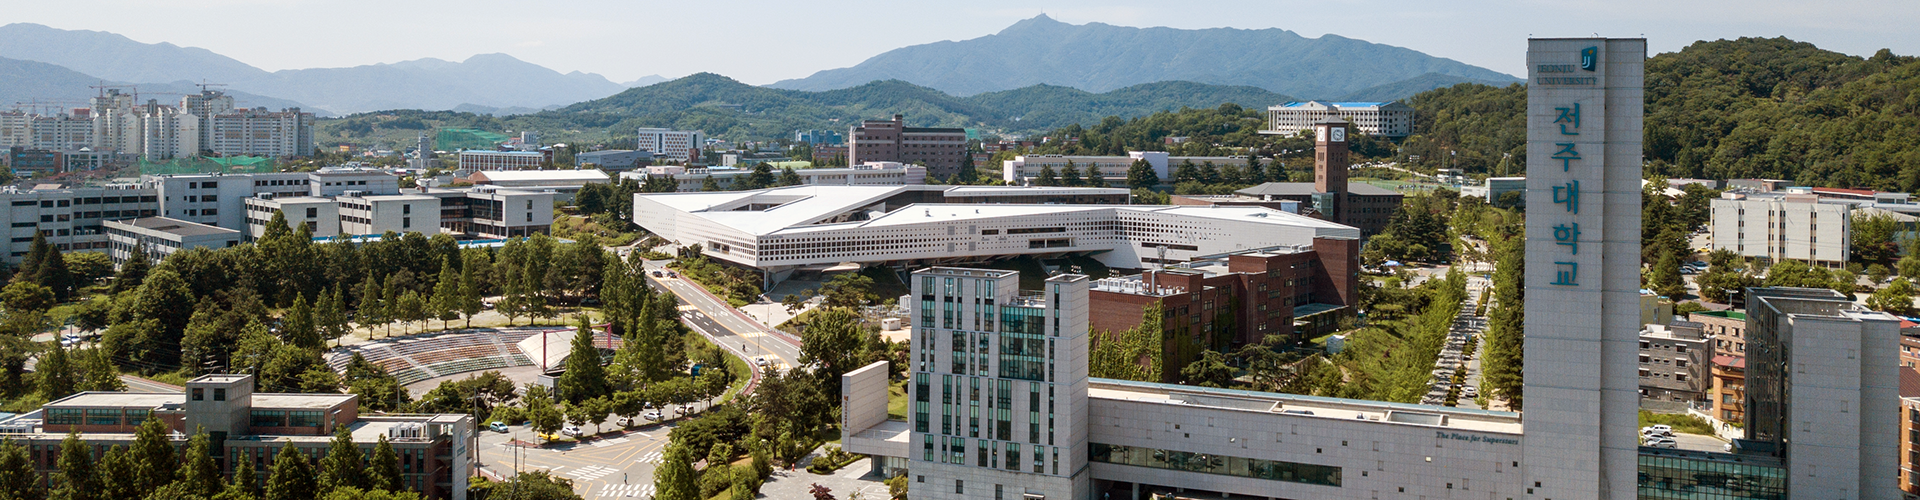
[1312,118,1350,222]
[1520,38,1645,499]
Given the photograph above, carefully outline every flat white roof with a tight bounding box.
[473,169,609,182]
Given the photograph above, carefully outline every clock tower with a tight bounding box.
[1313,118,1351,222]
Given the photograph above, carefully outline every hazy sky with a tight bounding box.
[11,0,1918,85]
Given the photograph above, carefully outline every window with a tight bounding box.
[955,480,964,494]
[403,217,411,229]
[193,388,205,401]
[250,410,284,427]
[215,388,226,401]
[403,204,411,215]
[306,207,318,218]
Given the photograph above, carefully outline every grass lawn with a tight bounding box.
[1639,410,1716,435]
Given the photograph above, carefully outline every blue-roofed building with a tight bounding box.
[1260,100,1414,138]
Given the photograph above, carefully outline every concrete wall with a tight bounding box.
[842,361,891,435]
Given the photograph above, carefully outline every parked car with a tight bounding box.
[561,424,583,437]
[616,416,633,427]
[489,421,509,433]
[1641,425,1673,437]
[1643,437,1677,449]
[643,410,662,421]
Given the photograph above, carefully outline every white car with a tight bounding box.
[1642,437,1677,449]
[561,424,583,437]
[643,410,662,421]
[755,357,769,367]
[616,417,633,427]
[1642,425,1673,437]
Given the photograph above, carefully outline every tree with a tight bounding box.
[37,342,76,401]
[37,248,74,301]
[819,273,875,309]
[798,308,866,394]
[181,431,223,497]
[654,443,700,500]
[217,459,261,500]
[76,347,122,392]
[1648,252,1687,300]
[459,260,484,329]
[1245,153,1266,183]
[743,163,776,190]
[0,438,39,500]
[0,282,54,317]
[318,285,350,347]
[265,442,318,500]
[51,432,97,500]
[284,294,320,350]
[131,416,176,492]
[63,252,114,287]
[1179,350,1234,388]
[1127,159,1160,189]
[95,446,136,500]
[357,274,384,339]
[366,436,402,493]
[110,245,152,293]
[396,290,425,336]
[779,166,803,187]
[1034,164,1058,186]
[701,176,724,192]
[557,316,609,403]
[1060,160,1084,186]
[953,151,980,185]
[17,232,49,283]
[431,257,461,330]
[468,470,578,500]
[1869,277,1919,316]
[525,384,564,441]
[318,426,368,492]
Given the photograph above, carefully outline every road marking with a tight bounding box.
[637,451,663,464]
[598,484,654,498]
[591,437,631,447]
[633,432,651,438]
[567,465,618,481]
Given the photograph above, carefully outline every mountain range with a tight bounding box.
[0,23,631,115]
[771,15,1519,98]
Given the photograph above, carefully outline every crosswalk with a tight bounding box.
[636,451,663,464]
[567,465,619,482]
[597,483,654,498]
[590,437,631,447]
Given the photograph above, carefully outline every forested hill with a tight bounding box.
[316,73,1294,146]
[1405,37,1920,190]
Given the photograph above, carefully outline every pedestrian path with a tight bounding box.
[636,451,663,464]
[567,465,619,481]
[597,484,654,498]
[590,437,631,447]
[1420,276,1489,406]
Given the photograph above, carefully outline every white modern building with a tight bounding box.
[633,185,1352,278]
[456,150,546,176]
[619,162,927,191]
[103,216,243,264]
[467,169,610,189]
[1002,152,1168,186]
[1744,287,1900,497]
[336,193,440,237]
[635,127,705,162]
[243,195,340,238]
[0,184,156,263]
[1261,101,1415,138]
[1710,192,1851,267]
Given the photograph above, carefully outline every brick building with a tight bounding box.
[1689,309,1747,357]
[1088,239,1359,381]
[848,114,967,179]
[1711,355,1746,424]
[15,374,473,499]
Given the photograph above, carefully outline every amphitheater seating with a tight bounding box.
[331,329,542,385]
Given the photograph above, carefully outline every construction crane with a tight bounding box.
[194,80,228,94]
[10,100,88,115]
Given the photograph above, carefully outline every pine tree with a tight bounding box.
[1245,153,1266,183]
[285,294,320,350]
[365,436,401,492]
[381,275,402,337]
[653,443,700,500]
[218,458,261,500]
[131,416,176,491]
[0,438,40,500]
[317,285,348,347]
[37,248,73,301]
[779,167,803,187]
[181,431,223,497]
[37,342,76,401]
[458,262,482,329]
[953,152,980,185]
[111,245,152,294]
[431,258,460,330]
[1060,161,1084,186]
[1035,164,1058,186]
[17,232,49,282]
[396,291,424,336]
[318,426,367,492]
[701,176,723,192]
[557,315,608,403]
[265,442,317,500]
[51,432,97,500]
[357,274,383,340]
[95,446,135,500]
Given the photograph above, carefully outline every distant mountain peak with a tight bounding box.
[770,17,1518,98]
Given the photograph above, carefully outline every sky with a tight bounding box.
[8,0,1918,85]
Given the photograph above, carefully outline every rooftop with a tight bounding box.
[470,169,609,183]
[105,217,241,237]
[252,393,356,410]
[45,391,183,409]
[1089,378,1522,435]
[1236,182,1401,197]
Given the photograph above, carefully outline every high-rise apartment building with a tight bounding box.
[206,107,314,158]
[138,102,199,159]
[181,89,236,154]
[91,89,140,154]
[849,114,968,179]
[906,268,1091,500]
[635,127,705,163]
[27,112,95,151]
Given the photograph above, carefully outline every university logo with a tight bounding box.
[1580,47,1598,71]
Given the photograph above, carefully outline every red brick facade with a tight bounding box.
[848,114,968,179]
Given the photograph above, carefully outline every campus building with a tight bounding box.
[1710,192,1852,267]
[1260,101,1415,138]
[103,216,243,263]
[456,150,547,176]
[1637,321,1710,409]
[634,128,705,163]
[1742,287,1899,496]
[0,184,157,261]
[619,162,927,191]
[632,185,1354,285]
[12,374,473,499]
[1171,121,1404,238]
[574,149,652,171]
[848,114,967,179]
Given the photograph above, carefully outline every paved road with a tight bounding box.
[642,262,804,370]
[120,375,182,394]
[479,420,678,500]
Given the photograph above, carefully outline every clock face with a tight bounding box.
[1330,127,1346,142]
